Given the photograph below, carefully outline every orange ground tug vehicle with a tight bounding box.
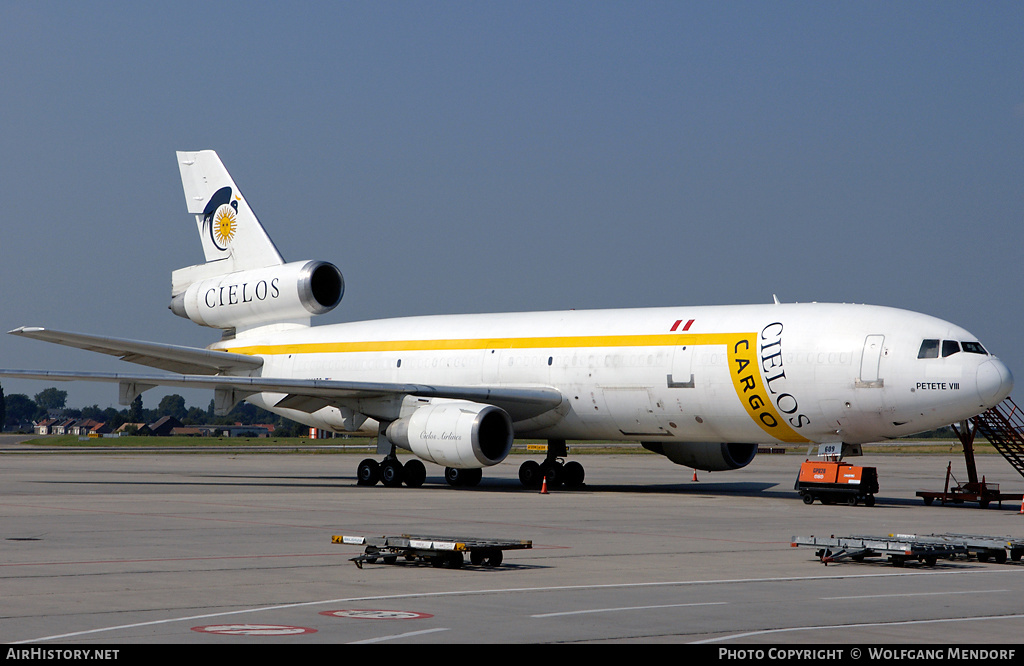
[795,459,879,506]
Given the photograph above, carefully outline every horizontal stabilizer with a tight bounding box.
[8,327,263,375]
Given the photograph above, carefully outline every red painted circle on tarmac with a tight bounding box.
[320,609,434,620]
[192,623,317,636]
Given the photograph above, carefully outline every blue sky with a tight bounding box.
[1,2,1021,411]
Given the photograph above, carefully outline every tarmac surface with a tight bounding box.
[4,435,1024,646]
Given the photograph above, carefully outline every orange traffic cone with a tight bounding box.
[1019,494,1023,515]
[540,476,549,494]
[692,469,698,482]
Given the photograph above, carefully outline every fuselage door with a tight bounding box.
[669,345,694,389]
[858,334,885,386]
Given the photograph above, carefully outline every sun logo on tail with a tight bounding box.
[213,204,237,246]
[201,187,240,251]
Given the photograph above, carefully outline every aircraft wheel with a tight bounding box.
[403,459,426,488]
[562,461,585,488]
[462,468,482,486]
[357,459,380,486]
[518,460,542,488]
[381,460,404,487]
[445,467,482,487]
[540,461,563,489]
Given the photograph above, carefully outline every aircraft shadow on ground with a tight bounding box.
[36,473,1024,511]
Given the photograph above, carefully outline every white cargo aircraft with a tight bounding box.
[2,151,1014,489]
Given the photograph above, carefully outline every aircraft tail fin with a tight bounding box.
[176,150,284,272]
[171,151,344,334]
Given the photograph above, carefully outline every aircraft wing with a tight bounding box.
[8,327,263,375]
[0,369,565,421]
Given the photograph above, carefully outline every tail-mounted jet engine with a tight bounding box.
[170,260,343,329]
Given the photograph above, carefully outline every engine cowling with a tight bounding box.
[641,441,757,472]
[170,260,343,329]
[385,401,513,468]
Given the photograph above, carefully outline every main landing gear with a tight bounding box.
[355,457,483,488]
[517,439,585,490]
[357,456,427,488]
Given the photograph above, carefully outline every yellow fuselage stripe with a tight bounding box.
[223,331,809,443]
[221,332,741,356]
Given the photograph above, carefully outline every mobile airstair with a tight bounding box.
[917,397,1024,508]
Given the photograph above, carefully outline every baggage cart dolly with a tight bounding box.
[791,534,968,567]
[333,534,532,569]
[890,533,1024,564]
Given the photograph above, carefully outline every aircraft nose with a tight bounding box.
[976,358,1014,407]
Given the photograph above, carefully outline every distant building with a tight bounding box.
[34,418,59,435]
[170,427,204,437]
[146,416,183,437]
[69,419,106,436]
[201,424,271,438]
[51,418,77,435]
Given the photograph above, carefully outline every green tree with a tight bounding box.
[34,387,68,413]
[127,395,145,423]
[4,394,36,425]
[157,394,187,420]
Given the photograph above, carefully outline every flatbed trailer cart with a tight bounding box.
[791,534,968,567]
[333,534,532,569]
[891,533,1024,564]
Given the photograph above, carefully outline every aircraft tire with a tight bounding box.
[403,459,426,488]
[562,461,585,488]
[540,461,563,489]
[445,467,482,487]
[518,460,542,488]
[357,459,380,486]
[381,460,404,488]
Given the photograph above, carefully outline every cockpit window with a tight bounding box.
[918,339,939,359]
[942,340,961,357]
[962,341,988,355]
